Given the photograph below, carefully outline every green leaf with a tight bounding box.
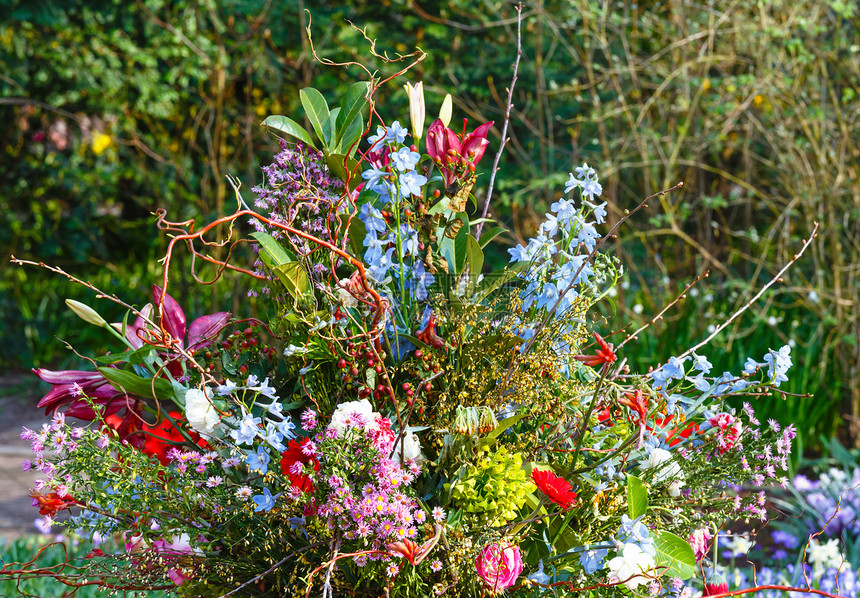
[627,474,648,519]
[478,413,529,448]
[336,112,364,157]
[474,262,529,302]
[250,232,293,267]
[343,214,366,257]
[335,81,370,142]
[300,87,331,147]
[454,226,469,275]
[260,115,317,149]
[478,226,508,249]
[465,234,484,276]
[98,367,175,403]
[654,531,696,580]
[325,153,361,190]
[273,262,310,298]
[323,107,341,152]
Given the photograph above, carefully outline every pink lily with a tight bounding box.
[127,285,229,351]
[426,118,493,187]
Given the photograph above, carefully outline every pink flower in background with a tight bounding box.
[475,542,523,594]
[688,527,713,561]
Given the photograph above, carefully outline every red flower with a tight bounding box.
[280,438,320,493]
[140,411,206,465]
[426,118,493,187]
[653,415,700,447]
[416,314,446,349]
[30,491,76,516]
[573,333,617,367]
[531,469,577,509]
[618,389,648,423]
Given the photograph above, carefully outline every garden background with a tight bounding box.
[1,0,858,465]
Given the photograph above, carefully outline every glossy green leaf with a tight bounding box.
[478,226,508,249]
[250,232,292,267]
[273,262,310,298]
[260,115,317,149]
[300,87,330,146]
[654,531,696,580]
[627,474,648,519]
[336,112,364,157]
[323,107,341,152]
[98,367,174,402]
[336,81,370,141]
[454,226,469,275]
[465,234,484,277]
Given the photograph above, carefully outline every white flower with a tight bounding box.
[328,399,376,433]
[283,344,309,357]
[668,480,683,497]
[185,388,220,436]
[723,534,753,556]
[337,279,359,308]
[391,429,425,464]
[606,543,656,590]
[807,538,843,574]
[640,448,684,484]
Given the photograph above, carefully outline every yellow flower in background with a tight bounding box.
[91,132,113,156]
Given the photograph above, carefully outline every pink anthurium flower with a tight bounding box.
[426,118,493,187]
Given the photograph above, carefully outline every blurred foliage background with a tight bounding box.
[1,0,858,458]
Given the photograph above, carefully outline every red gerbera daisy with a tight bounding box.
[280,438,321,493]
[531,469,577,509]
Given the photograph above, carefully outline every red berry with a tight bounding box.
[414,349,423,358]
[337,359,347,369]
[248,338,257,347]
[350,367,359,377]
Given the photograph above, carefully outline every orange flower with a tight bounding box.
[573,333,617,367]
[30,490,76,516]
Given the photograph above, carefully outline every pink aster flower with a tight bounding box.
[688,527,713,561]
[431,507,446,522]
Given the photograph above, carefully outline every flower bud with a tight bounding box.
[439,93,453,127]
[65,299,107,327]
[403,81,425,142]
[704,571,729,596]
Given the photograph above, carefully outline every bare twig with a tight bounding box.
[475,3,523,239]
[678,223,819,359]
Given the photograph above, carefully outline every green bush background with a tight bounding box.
[2,0,857,456]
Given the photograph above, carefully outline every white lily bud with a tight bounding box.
[403,81,426,142]
[65,299,107,327]
[439,93,453,127]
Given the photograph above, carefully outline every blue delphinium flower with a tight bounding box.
[231,412,262,446]
[391,147,420,172]
[252,488,276,513]
[579,547,609,574]
[386,120,408,144]
[763,345,792,386]
[617,514,657,557]
[399,171,427,198]
[245,445,271,474]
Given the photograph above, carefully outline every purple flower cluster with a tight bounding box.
[248,141,344,292]
[793,467,860,538]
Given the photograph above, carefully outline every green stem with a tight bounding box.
[570,365,609,468]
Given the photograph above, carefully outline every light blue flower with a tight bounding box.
[245,445,271,474]
[263,422,286,452]
[231,412,262,446]
[217,379,238,396]
[687,373,711,392]
[361,166,391,192]
[586,200,607,224]
[363,231,385,265]
[255,377,278,399]
[564,174,582,195]
[359,203,387,234]
[574,221,600,252]
[763,345,792,386]
[534,282,560,312]
[391,147,420,172]
[663,356,688,380]
[367,125,388,147]
[617,514,657,557]
[575,163,597,180]
[508,243,534,263]
[527,559,551,587]
[691,353,713,374]
[252,488,276,513]
[276,416,296,440]
[411,262,434,301]
[386,120,408,144]
[743,357,761,374]
[399,170,427,197]
[581,179,603,200]
[551,197,578,223]
[579,547,609,574]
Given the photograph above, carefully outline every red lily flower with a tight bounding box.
[386,539,421,565]
[573,332,617,367]
[652,414,700,447]
[531,469,578,509]
[426,118,493,187]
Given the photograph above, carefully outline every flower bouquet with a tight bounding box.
[11,65,817,598]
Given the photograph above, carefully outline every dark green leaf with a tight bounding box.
[336,112,364,157]
[323,107,341,152]
[261,115,317,149]
[465,234,484,276]
[478,226,508,249]
[300,87,331,147]
[274,262,310,298]
[454,226,469,275]
[335,81,370,142]
[325,153,361,190]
